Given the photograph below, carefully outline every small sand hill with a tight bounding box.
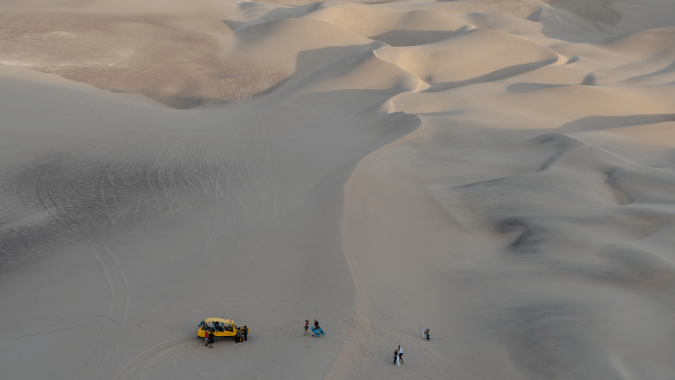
[1,0,675,379]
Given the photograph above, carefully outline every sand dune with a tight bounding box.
[2,0,675,379]
[374,28,561,86]
[306,5,471,46]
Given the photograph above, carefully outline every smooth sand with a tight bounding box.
[1,0,675,379]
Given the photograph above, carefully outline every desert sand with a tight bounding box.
[1,0,675,379]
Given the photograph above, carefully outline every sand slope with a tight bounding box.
[1,0,675,379]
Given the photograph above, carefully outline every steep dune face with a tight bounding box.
[1,0,675,379]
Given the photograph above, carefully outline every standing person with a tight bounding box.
[398,345,403,364]
[243,326,248,342]
[304,320,309,336]
[426,328,430,340]
[314,319,319,329]
[204,329,209,347]
[393,349,398,365]
[208,329,215,348]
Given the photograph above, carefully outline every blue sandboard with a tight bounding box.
[317,327,325,336]
[310,326,321,337]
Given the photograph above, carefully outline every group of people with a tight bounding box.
[393,345,403,366]
[202,325,248,348]
[391,328,431,366]
[234,326,248,344]
[213,321,233,332]
[303,319,320,336]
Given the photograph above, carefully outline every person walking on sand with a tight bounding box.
[304,320,309,336]
[243,326,248,342]
[398,345,403,364]
[426,328,430,340]
[393,349,398,365]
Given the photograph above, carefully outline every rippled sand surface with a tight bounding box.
[1,0,675,379]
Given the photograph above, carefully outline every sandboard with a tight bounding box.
[310,326,321,337]
[317,327,325,336]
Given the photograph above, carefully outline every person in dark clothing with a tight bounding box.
[393,349,398,364]
[207,329,215,348]
[314,320,319,328]
[243,326,248,341]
